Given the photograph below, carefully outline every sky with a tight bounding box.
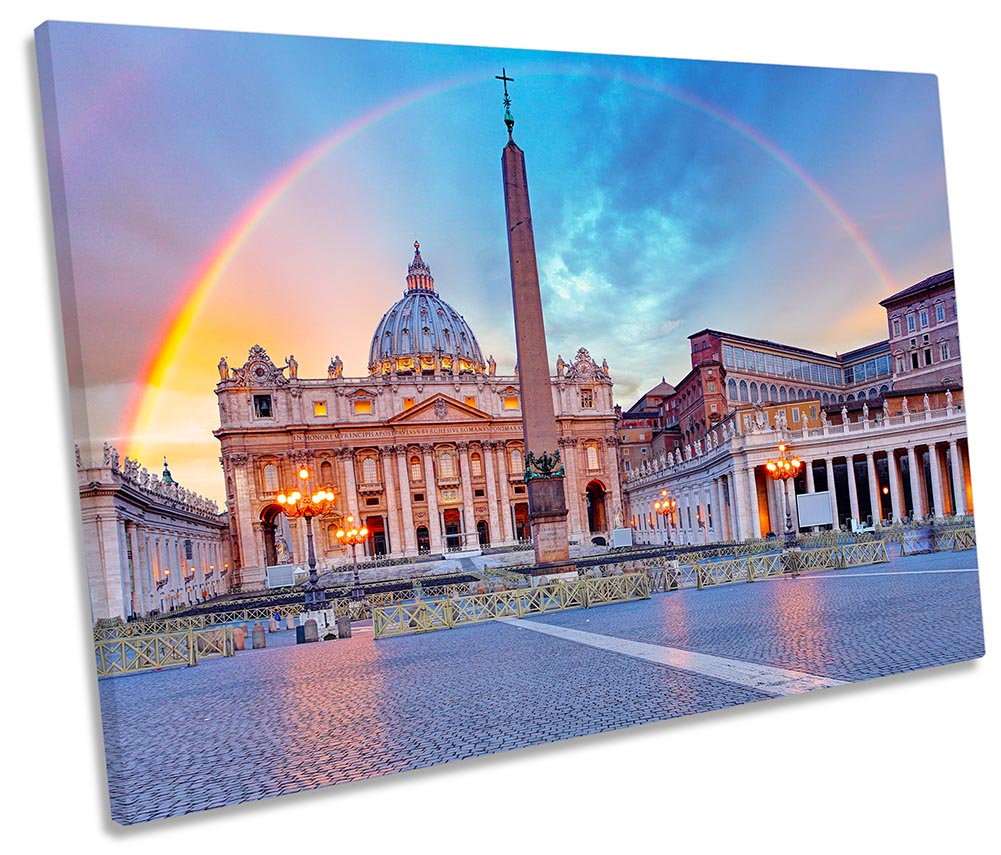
[37,20,954,506]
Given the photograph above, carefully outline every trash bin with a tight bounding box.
[295,625,306,644]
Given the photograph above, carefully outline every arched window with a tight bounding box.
[822,393,829,405]
[263,463,278,492]
[798,388,806,400]
[410,456,423,482]
[586,443,600,470]
[320,460,333,485]
[780,386,788,403]
[439,451,456,478]
[880,384,889,395]
[511,448,523,473]
[362,456,378,484]
[727,378,738,401]
[471,452,483,478]
[847,394,855,402]
[769,384,778,402]
[869,387,878,399]
[739,380,749,402]
[750,382,759,403]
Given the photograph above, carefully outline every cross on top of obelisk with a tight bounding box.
[495,67,515,138]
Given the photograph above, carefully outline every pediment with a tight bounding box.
[388,394,491,424]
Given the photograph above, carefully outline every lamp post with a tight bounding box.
[765,442,802,550]
[276,465,336,611]
[653,489,677,546]
[336,515,370,601]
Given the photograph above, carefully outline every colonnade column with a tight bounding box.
[456,442,477,546]
[604,435,623,524]
[746,465,762,539]
[784,478,799,533]
[380,447,404,557]
[495,444,516,543]
[481,442,502,548]
[559,437,582,536]
[948,440,967,516]
[928,443,945,519]
[886,449,903,522]
[394,446,418,556]
[421,444,443,552]
[825,458,840,529]
[845,455,860,528]
[907,446,925,518]
[730,468,747,541]
[865,451,882,525]
[712,478,725,542]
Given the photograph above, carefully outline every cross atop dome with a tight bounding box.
[407,240,435,291]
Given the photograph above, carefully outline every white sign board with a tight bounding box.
[796,491,834,528]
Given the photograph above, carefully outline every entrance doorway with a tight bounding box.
[366,516,387,556]
[585,481,608,532]
[514,503,530,540]
[476,520,490,547]
[416,526,430,552]
[443,508,461,550]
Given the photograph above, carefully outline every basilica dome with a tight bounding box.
[368,243,486,376]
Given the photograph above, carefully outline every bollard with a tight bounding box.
[285,615,295,630]
[336,615,352,639]
[232,626,246,651]
[251,622,266,649]
[303,618,318,643]
[268,617,279,633]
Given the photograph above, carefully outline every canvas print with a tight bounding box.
[36,20,985,826]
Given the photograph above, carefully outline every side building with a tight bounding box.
[215,244,622,589]
[78,445,230,621]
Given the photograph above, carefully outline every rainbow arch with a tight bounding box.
[125,61,896,460]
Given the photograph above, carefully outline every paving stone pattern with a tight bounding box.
[99,549,983,825]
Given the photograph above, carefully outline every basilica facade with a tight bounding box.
[215,244,621,589]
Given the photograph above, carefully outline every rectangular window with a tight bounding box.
[312,401,327,417]
[580,388,594,408]
[810,363,820,382]
[723,344,734,367]
[792,408,800,423]
[365,497,379,506]
[940,342,950,360]
[353,399,372,415]
[413,492,425,502]
[920,310,929,328]
[936,304,946,322]
[503,396,519,410]
[734,348,745,370]
[924,349,933,366]
[896,356,905,373]
[892,318,901,337]
[765,353,775,375]
[810,406,817,420]
[911,352,920,369]
[403,397,415,410]
[710,403,717,412]
[708,381,716,392]
[907,314,916,332]
[474,488,485,498]
[756,352,766,373]
[253,395,273,418]
[844,366,854,385]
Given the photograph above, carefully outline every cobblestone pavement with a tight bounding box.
[99,549,983,825]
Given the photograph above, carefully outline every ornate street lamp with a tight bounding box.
[335,515,370,601]
[276,465,336,611]
[653,488,678,545]
[765,442,802,550]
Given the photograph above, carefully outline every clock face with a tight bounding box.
[251,363,268,379]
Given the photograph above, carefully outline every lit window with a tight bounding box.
[312,401,327,416]
[362,457,378,483]
[586,445,600,469]
[403,397,415,410]
[580,388,594,408]
[465,396,476,408]
[253,395,273,418]
[263,463,278,492]
[353,399,372,415]
[940,342,950,360]
[410,456,423,481]
[503,396,519,410]
[471,453,483,477]
[511,448,523,472]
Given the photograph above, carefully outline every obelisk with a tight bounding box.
[497,69,575,578]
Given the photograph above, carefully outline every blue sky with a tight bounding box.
[39,21,953,501]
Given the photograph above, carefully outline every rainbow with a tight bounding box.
[125,61,896,460]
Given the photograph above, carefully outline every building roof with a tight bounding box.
[838,340,890,362]
[688,328,840,363]
[879,269,954,307]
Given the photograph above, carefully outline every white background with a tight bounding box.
[5,3,996,851]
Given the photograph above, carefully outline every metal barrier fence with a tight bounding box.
[93,605,302,641]
[372,573,650,639]
[94,625,235,678]
[896,526,977,555]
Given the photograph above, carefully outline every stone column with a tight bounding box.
[559,437,583,537]
[393,446,418,556]
[126,522,143,617]
[846,455,860,528]
[340,448,359,519]
[712,478,725,542]
[604,434,623,524]
[228,454,262,586]
[457,441,476,547]
[865,451,882,524]
[825,458,840,529]
[907,446,924,518]
[948,440,967,516]
[495,443,516,544]
[805,460,816,493]
[730,468,747,540]
[746,465,762,539]
[886,449,903,522]
[380,447,404,557]
[481,442,503,548]
[928,443,945,519]
[785,477,799,533]
[421,444,443,552]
